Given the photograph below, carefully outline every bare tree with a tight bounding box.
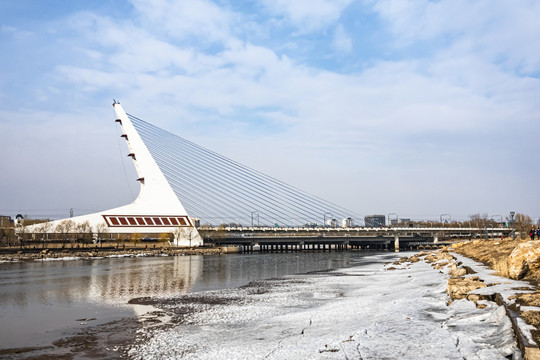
[514,213,532,240]
[15,221,29,249]
[174,226,198,246]
[56,220,74,248]
[95,222,108,247]
[469,213,490,228]
[75,221,92,247]
[36,222,52,248]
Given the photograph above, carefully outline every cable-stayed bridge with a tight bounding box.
[129,114,360,227]
[23,102,511,249]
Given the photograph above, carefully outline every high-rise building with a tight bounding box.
[364,215,386,227]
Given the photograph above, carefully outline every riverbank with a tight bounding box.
[127,251,522,359]
[0,246,237,262]
[2,245,535,359]
[1,251,366,359]
[449,239,540,358]
[453,238,540,284]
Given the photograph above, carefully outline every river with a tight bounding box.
[0,251,522,359]
[0,251,367,355]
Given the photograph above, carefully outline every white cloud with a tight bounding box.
[370,0,540,72]
[262,0,353,32]
[128,0,239,44]
[1,0,539,220]
[332,24,352,53]
[1,25,33,40]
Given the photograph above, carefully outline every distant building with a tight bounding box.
[324,218,339,227]
[0,215,14,246]
[341,217,354,228]
[364,215,386,227]
[0,216,11,228]
[390,218,411,226]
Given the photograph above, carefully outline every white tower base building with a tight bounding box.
[25,102,203,247]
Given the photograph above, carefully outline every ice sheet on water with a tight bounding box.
[38,256,82,261]
[128,253,522,360]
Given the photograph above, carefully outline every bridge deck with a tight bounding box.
[199,226,511,252]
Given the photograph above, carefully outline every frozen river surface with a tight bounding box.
[129,252,521,360]
[0,251,523,359]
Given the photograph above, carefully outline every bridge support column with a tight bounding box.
[394,234,400,252]
[433,235,439,244]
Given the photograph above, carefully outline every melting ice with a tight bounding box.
[129,252,521,359]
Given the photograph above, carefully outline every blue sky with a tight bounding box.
[1,0,539,222]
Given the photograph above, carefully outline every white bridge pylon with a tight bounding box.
[25,102,202,246]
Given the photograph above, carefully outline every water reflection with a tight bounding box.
[0,252,366,349]
[0,256,204,309]
[86,256,203,304]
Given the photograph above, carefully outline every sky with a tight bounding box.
[0,0,539,223]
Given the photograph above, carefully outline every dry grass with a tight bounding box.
[454,238,540,286]
[493,257,510,277]
[522,311,540,327]
[509,292,540,307]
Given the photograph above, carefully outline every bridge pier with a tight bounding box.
[394,234,400,252]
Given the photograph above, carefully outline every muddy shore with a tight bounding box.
[0,246,235,262]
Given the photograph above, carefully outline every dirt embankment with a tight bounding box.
[453,239,540,285]
[411,240,540,359]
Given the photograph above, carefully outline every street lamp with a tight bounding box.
[251,211,259,227]
[510,211,515,241]
[387,213,397,227]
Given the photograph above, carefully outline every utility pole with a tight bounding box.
[510,211,515,241]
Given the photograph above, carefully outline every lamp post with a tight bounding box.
[251,211,259,227]
[387,213,397,227]
[510,211,515,241]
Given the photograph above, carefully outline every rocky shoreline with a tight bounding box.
[0,246,234,262]
[395,245,540,359]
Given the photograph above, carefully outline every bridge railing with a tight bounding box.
[198,226,510,233]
